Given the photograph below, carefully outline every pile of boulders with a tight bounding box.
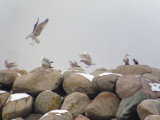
[0,65,160,120]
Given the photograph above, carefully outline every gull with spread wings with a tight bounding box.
[79,52,96,68]
[26,18,49,45]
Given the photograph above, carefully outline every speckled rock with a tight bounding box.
[85,91,120,120]
[34,90,62,114]
[39,109,73,120]
[61,92,90,117]
[13,68,62,96]
[63,73,97,95]
[2,93,33,120]
[115,65,152,75]
[137,99,160,120]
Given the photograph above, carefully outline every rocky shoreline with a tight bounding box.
[0,65,160,120]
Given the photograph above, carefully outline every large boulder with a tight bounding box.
[39,109,73,120]
[137,99,160,120]
[90,68,108,76]
[151,68,160,80]
[75,115,90,120]
[61,92,91,117]
[13,68,62,96]
[63,73,97,95]
[85,91,120,120]
[140,76,160,98]
[142,73,160,81]
[2,93,33,120]
[115,65,152,75]
[93,72,122,92]
[116,75,142,99]
[0,90,10,119]
[24,114,43,120]
[144,115,160,120]
[0,70,19,86]
[62,68,84,78]
[34,90,62,114]
[116,91,148,120]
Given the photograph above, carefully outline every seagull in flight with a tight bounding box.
[26,18,49,45]
[79,52,96,68]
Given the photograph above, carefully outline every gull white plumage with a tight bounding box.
[26,18,49,45]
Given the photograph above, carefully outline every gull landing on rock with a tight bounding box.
[79,52,96,68]
[26,18,49,45]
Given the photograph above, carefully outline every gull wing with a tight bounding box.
[35,18,49,36]
[32,18,39,32]
[79,52,92,61]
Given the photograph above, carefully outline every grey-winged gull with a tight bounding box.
[79,52,96,67]
[133,59,139,65]
[42,57,53,68]
[68,60,81,68]
[5,59,17,69]
[26,18,49,45]
[123,54,129,65]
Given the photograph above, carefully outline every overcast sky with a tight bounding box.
[0,0,160,73]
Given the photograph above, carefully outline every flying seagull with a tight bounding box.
[133,59,139,65]
[79,52,96,67]
[123,54,129,65]
[68,60,81,68]
[26,18,49,45]
[5,59,17,69]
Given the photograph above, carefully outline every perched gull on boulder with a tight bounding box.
[42,57,53,68]
[123,54,129,65]
[5,59,17,69]
[68,60,81,68]
[133,59,139,65]
[26,18,49,45]
[79,52,96,67]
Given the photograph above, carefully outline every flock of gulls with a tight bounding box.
[4,18,139,70]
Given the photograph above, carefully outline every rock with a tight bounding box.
[11,117,24,120]
[142,73,160,81]
[140,76,160,98]
[75,115,90,120]
[116,75,142,99]
[85,91,120,120]
[2,93,33,120]
[39,109,73,120]
[137,99,160,120]
[0,90,10,119]
[13,68,62,96]
[24,114,43,120]
[151,68,160,80]
[62,68,84,78]
[34,90,62,114]
[116,91,148,120]
[61,92,91,117]
[144,115,160,120]
[63,73,97,95]
[115,65,152,75]
[92,72,121,92]
[0,70,19,86]
[90,68,108,76]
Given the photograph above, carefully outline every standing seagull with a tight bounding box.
[26,18,49,45]
[5,59,17,69]
[79,52,96,67]
[68,60,81,68]
[133,59,139,65]
[123,54,129,65]
[42,57,53,68]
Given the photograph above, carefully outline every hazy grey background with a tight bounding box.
[1,0,160,73]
